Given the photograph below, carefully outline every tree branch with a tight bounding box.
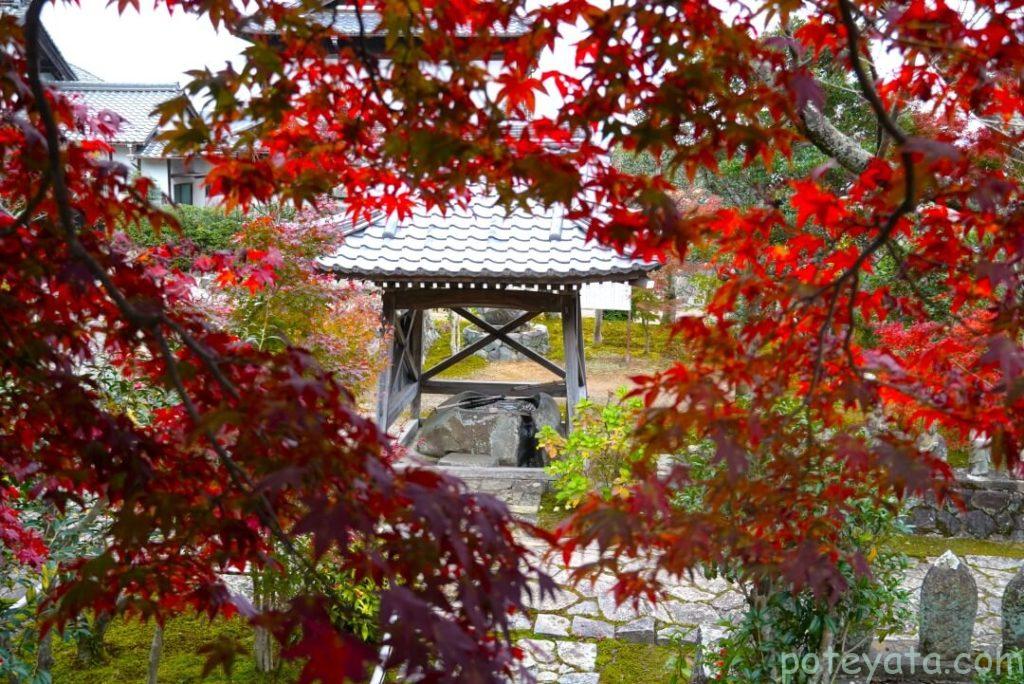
[24,0,330,600]
[799,105,874,173]
[837,0,907,145]
[752,56,872,174]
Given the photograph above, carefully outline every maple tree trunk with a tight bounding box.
[662,275,675,325]
[253,579,278,673]
[642,317,651,356]
[254,627,276,673]
[593,309,603,345]
[35,629,53,677]
[75,611,112,666]
[449,309,459,355]
[625,308,633,363]
[147,625,164,684]
[811,620,835,684]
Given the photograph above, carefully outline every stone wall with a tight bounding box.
[434,465,552,515]
[905,471,1024,541]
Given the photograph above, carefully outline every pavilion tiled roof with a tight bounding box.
[318,196,658,285]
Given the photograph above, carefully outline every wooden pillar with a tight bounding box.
[576,296,588,401]
[561,292,583,429]
[408,309,424,424]
[376,290,397,429]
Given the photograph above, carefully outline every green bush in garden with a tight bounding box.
[975,652,1024,684]
[537,391,647,510]
[703,396,913,682]
[710,496,912,683]
[125,205,245,254]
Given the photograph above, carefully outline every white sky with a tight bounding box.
[42,3,247,85]
[39,2,903,125]
[42,2,576,117]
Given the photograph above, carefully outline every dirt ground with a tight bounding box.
[460,355,665,401]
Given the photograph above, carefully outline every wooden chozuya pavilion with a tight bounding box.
[320,194,657,434]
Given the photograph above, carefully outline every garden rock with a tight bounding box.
[557,641,597,671]
[617,616,656,644]
[657,624,701,646]
[534,614,570,637]
[973,490,1014,516]
[477,308,527,326]
[1002,567,1024,651]
[436,452,500,467]
[908,505,937,534]
[919,551,978,658]
[598,592,647,621]
[527,585,579,612]
[508,612,532,631]
[519,639,557,666]
[463,322,550,362]
[567,599,599,616]
[963,510,997,538]
[935,509,962,536]
[414,392,560,466]
[560,674,599,684]
[663,601,720,625]
[571,616,615,639]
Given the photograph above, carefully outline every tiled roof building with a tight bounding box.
[319,196,655,286]
[51,82,183,147]
[322,192,657,432]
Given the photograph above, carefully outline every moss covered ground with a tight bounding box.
[423,318,488,378]
[595,640,681,683]
[423,314,678,380]
[51,614,298,684]
[541,314,677,362]
[887,534,1024,560]
[51,616,684,683]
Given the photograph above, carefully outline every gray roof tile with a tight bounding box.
[68,64,103,82]
[52,82,182,146]
[245,7,529,38]
[319,195,657,284]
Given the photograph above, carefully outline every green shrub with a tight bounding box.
[712,494,911,683]
[538,391,647,509]
[976,651,1024,683]
[126,205,245,254]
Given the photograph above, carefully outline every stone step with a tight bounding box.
[434,464,552,515]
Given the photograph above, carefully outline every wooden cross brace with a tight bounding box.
[421,308,566,381]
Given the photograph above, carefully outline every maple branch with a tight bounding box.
[802,0,922,405]
[23,0,75,241]
[842,271,864,380]
[24,0,331,601]
[350,2,401,115]
[160,316,240,401]
[837,0,907,146]
[762,17,874,174]
[149,332,318,584]
[807,273,844,402]
[799,105,874,173]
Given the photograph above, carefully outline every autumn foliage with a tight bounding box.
[2,0,1024,680]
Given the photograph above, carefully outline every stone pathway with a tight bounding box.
[513,537,1024,682]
